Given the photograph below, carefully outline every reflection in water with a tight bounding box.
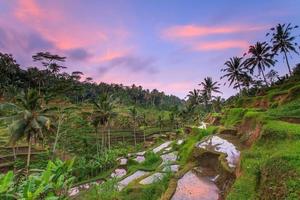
[197,135,240,168]
[172,171,219,200]
[152,141,172,153]
[118,170,149,190]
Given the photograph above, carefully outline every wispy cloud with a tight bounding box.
[98,55,158,75]
[193,40,249,51]
[162,24,266,39]
[161,24,266,52]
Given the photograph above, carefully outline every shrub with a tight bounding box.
[0,159,75,200]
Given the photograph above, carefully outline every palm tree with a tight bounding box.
[186,89,202,107]
[245,42,275,86]
[267,23,299,76]
[140,113,148,142]
[1,89,51,173]
[129,106,138,146]
[199,77,221,110]
[266,69,279,85]
[239,73,253,94]
[221,57,248,93]
[92,94,116,152]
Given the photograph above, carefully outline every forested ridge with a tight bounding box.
[0,51,183,110]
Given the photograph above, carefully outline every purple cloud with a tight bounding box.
[64,48,92,61]
[98,55,158,75]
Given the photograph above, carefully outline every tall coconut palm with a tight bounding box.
[199,77,221,100]
[0,89,51,173]
[140,113,148,142]
[267,23,299,76]
[199,77,221,110]
[129,106,138,146]
[245,42,275,86]
[221,57,247,93]
[92,94,116,152]
[200,90,209,111]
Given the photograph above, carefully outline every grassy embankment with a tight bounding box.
[220,80,300,199]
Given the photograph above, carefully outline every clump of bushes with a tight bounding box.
[73,149,125,182]
[0,159,75,200]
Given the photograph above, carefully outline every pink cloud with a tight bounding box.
[14,0,43,20]
[193,40,249,51]
[162,24,266,39]
[10,0,134,66]
[93,49,131,63]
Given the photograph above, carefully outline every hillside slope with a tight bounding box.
[216,80,300,199]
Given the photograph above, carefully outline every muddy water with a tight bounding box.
[196,135,240,168]
[172,134,241,200]
[171,171,219,200]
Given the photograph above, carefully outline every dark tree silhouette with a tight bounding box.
[245,42,275,86]
[267,23,299,76]
[199,77,221,101]
[186,89,202,107]
[32,52,66,74]
[221,57,248,93]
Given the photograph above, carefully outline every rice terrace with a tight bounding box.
[0,0,300,199]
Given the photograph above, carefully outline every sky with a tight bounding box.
[0,0,300,98]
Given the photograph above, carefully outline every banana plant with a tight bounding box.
[0,171,16,199]
[0,159,75,200]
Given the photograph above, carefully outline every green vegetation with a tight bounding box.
[221,108,250,128]
[267,99,300,118]
[0,159,74,200]
[178,126,217,165]
[122,172,172,200]
[227,126,300,199]
[127,152,161,173]
[1,22,300,200]
[79,171,172,200]
[225,87,300,199]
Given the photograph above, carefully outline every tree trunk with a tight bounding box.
[133,122,137,147]
[101,126,105,152]
[284,51,292,76]
[38,81,41,95]
[26,137,32,175]
[52,114,65,159]
[238,82,242,95]
[13,145,16,172]
[95,126,100,156]
[13,145,16,161]
[108,122,111,150]
[261,69,269,86]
